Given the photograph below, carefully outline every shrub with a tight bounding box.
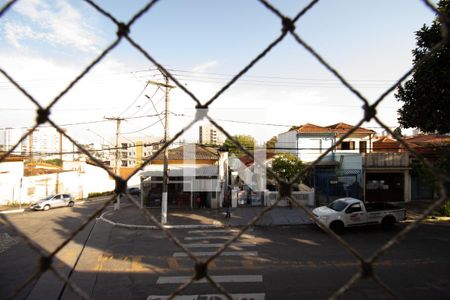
[88,191,114,198]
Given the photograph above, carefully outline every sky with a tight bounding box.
[0,0,438,148]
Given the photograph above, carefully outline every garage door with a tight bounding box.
[366,173,404,202]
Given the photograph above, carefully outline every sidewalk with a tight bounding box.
[99,204,314,229]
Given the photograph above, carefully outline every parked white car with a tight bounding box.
[30,194,75,211]
[312,197,406,233]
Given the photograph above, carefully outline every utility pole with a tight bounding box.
[148,74,175,224]
[105,117,124,209]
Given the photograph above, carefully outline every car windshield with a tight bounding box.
[327,200,348,211]
[42,195,54,200]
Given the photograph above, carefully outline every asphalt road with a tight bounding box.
[0,198,109,299]
[1,202,449,300]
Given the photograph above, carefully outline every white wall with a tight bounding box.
[0,162,115,205]
[275,131,297,155]
[276,130,373,164]
[0,161,24,205]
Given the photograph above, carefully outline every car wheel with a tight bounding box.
[68,201,75,207]
[381,216,395,231]
[43,205,50,211]
[330,221,344,234]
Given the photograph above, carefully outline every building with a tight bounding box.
[199,122,226,145]
[21,127,72,161]
[276,122,376,203]
[105,137,162,169]
[366,134,450,203]
[276,122,375,162]
[0,152,25,205]
[1,127,23,153]
[139,144,228,209]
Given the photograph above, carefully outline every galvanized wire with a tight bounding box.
[0,0,448,299]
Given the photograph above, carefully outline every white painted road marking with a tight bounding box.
[173,251,258,257]
[188,229,247,234]
[156,275,263,284]
[147,293,265,300]
[182,242,256,248]
[184,234,252,241]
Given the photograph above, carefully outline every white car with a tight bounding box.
[30,194,75,211]
[312,197,406,233]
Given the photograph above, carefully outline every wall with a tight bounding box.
[0,162,115,205]
[0,161,24,205]
[297,136,335,162]
[275,131,297,155]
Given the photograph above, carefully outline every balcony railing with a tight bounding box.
[363,153,410,168]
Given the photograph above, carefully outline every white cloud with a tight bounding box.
[6,0,100,53]
[192,61,220,73]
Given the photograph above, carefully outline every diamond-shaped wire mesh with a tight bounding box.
[0,0,449,299]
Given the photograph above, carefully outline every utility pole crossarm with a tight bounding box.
[147,80,175,89]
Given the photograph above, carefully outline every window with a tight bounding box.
[346,203,362,213]
[339,141,355,150]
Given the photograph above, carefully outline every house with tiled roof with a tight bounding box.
[366,134,450,202]
[139,144,228,209]
[275,122,376,202]
[276,122,375,163]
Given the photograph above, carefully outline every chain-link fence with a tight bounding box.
[0,0,449,299]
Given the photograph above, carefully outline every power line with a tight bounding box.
[117,82,149,117]
[165,68,398,83]
[0,113,164,131]
[121,118,162,135]
[126,87,161,118]
[13,144,448,159]
[0,67,399,90]
[169,112,401,129]
[145,94,165,130]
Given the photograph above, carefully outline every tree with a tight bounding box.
[270,153,305,183]
[412,143,450,216]
[265,136,278,154]
[393,126,403,137]
[222,135,256,156]
[395,0,450,134]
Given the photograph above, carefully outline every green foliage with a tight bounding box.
[437,199,450,217]
[265,136,278,154]
[41,159,63,166]
[88,191,114,198]
[395,0,450,134]
[222,135,256,156]
[413,143,450,216]
[271,153,305,183]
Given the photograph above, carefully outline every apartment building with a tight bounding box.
[199,122,226,145]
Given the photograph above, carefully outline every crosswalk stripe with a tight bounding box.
[147,293,265,300]
[184,236,234,241]
[184,235,252,241]
[156,275,263,284]
[173,251,258,257]
[187,229,245,234]
[182,242,256,248]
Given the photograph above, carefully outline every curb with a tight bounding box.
[97,210,226,230]
[0,197,111,215]
[0,209,25,214]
